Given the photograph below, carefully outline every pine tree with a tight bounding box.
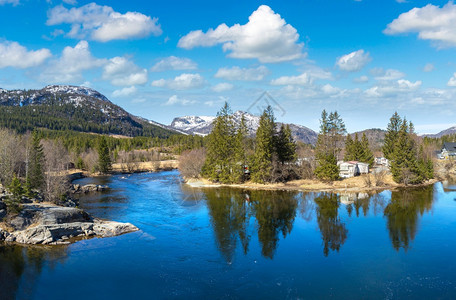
[202,102,236,183]
[252,106,276,183]
[28,131,45,190]
[390,119,422,185]
[383,112,402,160]
[344,134,354,161]
[276,124,297,164]
[231,114,248,183]
[315,110,346,181]
[98,136,112,174]
[360,133,374,166]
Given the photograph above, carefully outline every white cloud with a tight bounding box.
[353,75,369,83]
[62,0,77,4]
[447,73,456,86]
[164,95,197,106]
[0,0,19,5]
[270,69,332,86]
[112,86,137,97]
[423,63,435,72]
[151,73,205,90]
[47,3,162,42]
[0,41,51,69]
[336,49,371,72]
[102,56,147,86]
[384,2,456,47]
[214,66,269,81]
[40,40,105,83]
[365,79,422,98]
[212,82,234,92]
[373,68,405,81]
[150,56,197,72]
[178,5,304,63]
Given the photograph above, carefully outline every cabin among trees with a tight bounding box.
[439,142,456,159]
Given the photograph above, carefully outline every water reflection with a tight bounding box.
[384,186,434,251]
[204,189,299,260]
[250,190,298,259]
[0,244,68,299]
[314,193,348,257]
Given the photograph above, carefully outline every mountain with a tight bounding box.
[170,111,318,145]
[423,126,456,138]
[0,85,179,138]
[350,128,386,151]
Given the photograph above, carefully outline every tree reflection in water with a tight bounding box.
[314,193,348,257]
[384,186,434,251]
[0,244,68,299]
[204,188,299,260]
[250,190,298,259]
[204,188,253,262]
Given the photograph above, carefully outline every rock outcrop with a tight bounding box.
[1,204,138,245]
[71,184,109,194]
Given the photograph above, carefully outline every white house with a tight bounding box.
[440,142,456,159]
[338,161,369,178]
[375,157,389,166]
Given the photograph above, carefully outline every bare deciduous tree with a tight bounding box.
[42,140,70,203]
[178,148,206,178]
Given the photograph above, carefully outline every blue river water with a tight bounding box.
[2,170,456,299]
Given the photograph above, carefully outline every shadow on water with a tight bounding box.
[0,244,68,300]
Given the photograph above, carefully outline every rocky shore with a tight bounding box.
[0,184,138,245]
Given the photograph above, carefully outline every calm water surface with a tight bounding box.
[2,170,456,299]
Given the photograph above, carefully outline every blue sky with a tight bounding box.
[1,0,456,133]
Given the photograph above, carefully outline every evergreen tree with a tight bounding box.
[28,131,45,190]
[276,124,297,164]
[252,106,276,183]
[98,136,112,174]
[360,133,374,166]
[315,110,346,181]
[344,134,354,161]
[383,112,402,160]
[390,119,422,185]
[202,102,236,183]
[231,114,248,183]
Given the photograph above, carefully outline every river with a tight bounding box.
[1,170,456,299]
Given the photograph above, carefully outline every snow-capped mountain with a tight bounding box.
[0,85,179,137]
[170,111,318,145]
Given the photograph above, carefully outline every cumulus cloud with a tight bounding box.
[151,73,205,90]
[365,79,422,97]
[212,82,234,92]
[447,73,456,86]
[178,5,304,63]
[47,3,162,42]
[270,68,332,86]
[150,56,197,72]
[423,63,434,72]
[40,40,105,83]
[0,41,51,69]
[112,86,137,97]
[373,68,405,81]
[336,49,371,72]
[102,57,147,86]
[214,66,269,81]
[164,95,197,106]
[384,2,456,47]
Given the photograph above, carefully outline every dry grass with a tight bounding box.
[111,160,178,173]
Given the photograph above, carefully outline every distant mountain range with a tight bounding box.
[0,85,178,137]
[170,111,318,145]
[422,126,456,138]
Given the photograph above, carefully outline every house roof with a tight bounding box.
[443,142,456,152]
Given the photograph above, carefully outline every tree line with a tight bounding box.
[182,103,434,186]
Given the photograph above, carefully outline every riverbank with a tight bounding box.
[186,174,439,193]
